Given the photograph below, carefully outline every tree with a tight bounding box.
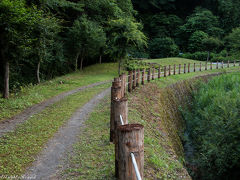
[203,37,223,61]
[224,27,240,57]
[149,37,179,58]
[107,18,147,74]
[67,15,106,71]
[188,31,208,53]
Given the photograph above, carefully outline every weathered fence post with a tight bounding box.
[128,71,132,93]
[164,66,167,77]
[228,60,230,68]
[205,62,207,70]
[222,61,224,69]
[200,62,202,71]
[122,73,127,96]
[152,67,155,80]
[117,124,144,180]
[210,62,212,70]
[184,64,186,73]
[141,69,145,85]
[110,78,122,142]
[173,64,176,75]
[194,63,196,72]
[136,69,140,87]
[179,64,181,74]
[147,68,151,82]
[168,65,171,76]
[158,66,161,78]
[216,61,218,69]
[234,60,236,67]
[188,63,190,73]
[133,70,136,90]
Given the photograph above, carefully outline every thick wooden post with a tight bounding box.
[205,62,207,70]
[158,66,161,78]
[179,64,181,74]
[200,62,202,71]
[216,61,218,69]
[188,63,190,73]
[136,69,140,87]
[110,78,122,142]
[210,62,212,70]
[152,67,155,80]
[184,64,186,73]
[164,66,167,77]
[222,61,224,68]
[117,124,144,180]
[147,68,151,82]
[173,64,176,75]
[228,60,230,68]
[142,69,145,85]
[128,71,133,93]
[194,63,196,72]
[234,60,236,66]
[133,70,136,90]
[168,65,171,76]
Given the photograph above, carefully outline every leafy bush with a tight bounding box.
[182,73,240,180]
[180,51,209,61]
[211,56,236,62]
[123,59,150,71]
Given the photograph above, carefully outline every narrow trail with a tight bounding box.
[0,80,110,138]
[24,88,110,180]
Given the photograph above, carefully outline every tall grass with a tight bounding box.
[182,73,240,180]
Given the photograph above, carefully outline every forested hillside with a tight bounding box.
[1,0,240,98]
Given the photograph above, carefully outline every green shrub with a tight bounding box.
[180,51,209,61]
[182,73,240,180]
[123,59,150,71]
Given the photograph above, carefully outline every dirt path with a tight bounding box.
[0,80,110,138]
[24,88,110,180]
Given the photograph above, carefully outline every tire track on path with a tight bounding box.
[0,80,111,138]
[24,88,110,180]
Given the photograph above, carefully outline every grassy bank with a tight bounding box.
[0,83,110,176]
[143,57,200,66]
[0,63,118,121]
[61,67,239,179]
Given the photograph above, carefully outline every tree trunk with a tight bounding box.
[207,51,210,61]
[75,52,80,71]
[3,60,9,99]
[99,55,102,64]
[80,56,84,71]
[37,60,41,84]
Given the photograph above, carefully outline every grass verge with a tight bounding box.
[0,63,117,121]
[0,83,110,176]
[143,57,200,66]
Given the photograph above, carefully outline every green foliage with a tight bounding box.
[224,27,240,57]
[182,73,240,179]
[180,52,209,61]
[123,59,149,71]
[188,31,209,52]
[149,37,179,58]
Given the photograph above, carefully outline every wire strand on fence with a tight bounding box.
[130,152,142,180]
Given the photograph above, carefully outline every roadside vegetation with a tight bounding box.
[182,73,240,180]
[0,63,117,121]
[0,82,110,176]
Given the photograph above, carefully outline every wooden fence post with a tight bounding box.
[168,65,171,76]
[205,62,207,70]
[216,61,218,69]
[234,60,236,66]
[184,64,186,73]
[142,69,145,85]
[147,68,151,82]
[228,60,229,68]
[222,61,224,69]
[210,62,212,70]
[110,78,122,142]
[164,66,167,77]
[179,64,181,74]
[128,71,132,93]
[117,124,144,180]
[122,73,126,97]
[194,63,196,72]
[200,62,202,71]
[173,64,176,75]
[158,66,161,78]
[188,63,190,73]
[152,67,155,80]
[133,70,136,90]
[136,69,140,87]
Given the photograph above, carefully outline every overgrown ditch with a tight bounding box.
[128,72,239,179]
